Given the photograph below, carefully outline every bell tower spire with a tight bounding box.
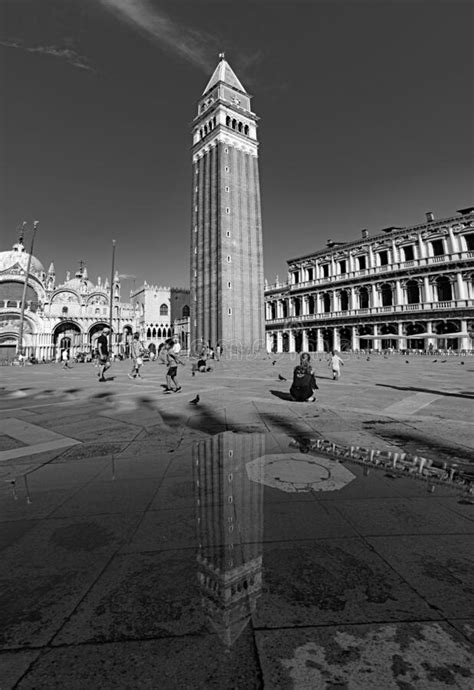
[190,55,265,354]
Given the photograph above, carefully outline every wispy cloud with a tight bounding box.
[0,39,95,72]
[98,0,218,71]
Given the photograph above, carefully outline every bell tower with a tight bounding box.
[190,54,265,354]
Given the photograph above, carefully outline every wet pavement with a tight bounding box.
[1,354,473,688]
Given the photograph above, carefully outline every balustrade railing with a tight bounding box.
[265,251,472,292]
[265,298,471,324]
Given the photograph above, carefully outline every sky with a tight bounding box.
[1,0,473,291]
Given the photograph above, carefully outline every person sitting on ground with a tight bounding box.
[290,352,318,402]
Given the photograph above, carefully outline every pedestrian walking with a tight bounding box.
[62,348,70,369]
[164,336,185,392]
[97,327,111,382]
[128,332,144,379]
[330,350,344,380]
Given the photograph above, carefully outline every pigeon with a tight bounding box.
[272,360,276,366]
[432,359,438,363]
[441,360,447,363]
[461,361,465,365]
[366,357,370,362]
[189,395,200,405]
[405,360,410,364]
[278,374,287,381]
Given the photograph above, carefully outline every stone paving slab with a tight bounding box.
[253,539,439,628]
[255,621,474,688]
[365,534,474,619]
[14,633,261,689]
[0,514,142,649]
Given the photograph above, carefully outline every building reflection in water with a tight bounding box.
[193,432,264,647]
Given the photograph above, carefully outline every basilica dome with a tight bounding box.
[0,241,45,276]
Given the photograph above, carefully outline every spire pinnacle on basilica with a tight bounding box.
[202,54,247,95]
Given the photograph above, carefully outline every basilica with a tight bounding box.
[0,236,190,362]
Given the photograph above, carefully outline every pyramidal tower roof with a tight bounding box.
[203,53,247,95]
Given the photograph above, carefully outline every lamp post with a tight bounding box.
[17,220,39,357]
[109,239,116,352]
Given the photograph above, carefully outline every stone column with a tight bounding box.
[459,319,470,352]
[288,330,296,353]
[423,276,432,304]
[367,244,375,268]
[351,326,359,352]
[316,328,324,352]
[373,324,381,352]
[398,322,406,351]
[333,328,340,352]
[266,332,273,353]
[276,331,283,353]
[395,279,402,307]
[302,329,309,352]
[348,252,354,273]
[391,240,398,264]
[371,284,378,308]
[448,227,458,254]
[456,273,466,300]
[349,286,355,310]
[418,234,426,259]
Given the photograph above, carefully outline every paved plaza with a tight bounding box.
[1,353,473,688]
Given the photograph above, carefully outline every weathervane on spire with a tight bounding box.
[219,52,225,60]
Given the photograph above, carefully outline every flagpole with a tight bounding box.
[17,221,39,357]
[109,239,116,352]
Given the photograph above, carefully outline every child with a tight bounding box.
[290,352,318,402]
[330,350,344,380]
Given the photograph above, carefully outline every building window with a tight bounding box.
[340,290,349,311]
[62,306,68,315]
[379,250,389,266]
[307,268,313,281]
[227,281,231,288]
[224,147,229,153]
[292,272,299,284]
[228,307,232,315]
[436,276,452,301]
[225,186,230,192]
[194,247,197,254]
[339,260,347,274]
[381,283,393,306]
[182,305,190,317]
[406,280,420,304]
[323,293,331,313]
[403,245,414,261]
[464,233,474,251]
[358,256,366,270]
[225,166,229,172]
[160,304,168,316]
[431,239,444,256]
[226,255,231,263]
[226,208,230,214]
[359,287,369,309]
[322,264,329,278]
[226,231,231,237]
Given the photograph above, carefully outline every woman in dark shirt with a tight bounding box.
[290,352,318,402]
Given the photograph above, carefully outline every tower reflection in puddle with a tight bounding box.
[193,432,264,647]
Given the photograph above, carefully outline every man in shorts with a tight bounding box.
[97,327,111,382]
[164,336,183,392]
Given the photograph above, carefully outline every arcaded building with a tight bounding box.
[0,236,190,362]
[190,54,265,354]
[265,208,474,353]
